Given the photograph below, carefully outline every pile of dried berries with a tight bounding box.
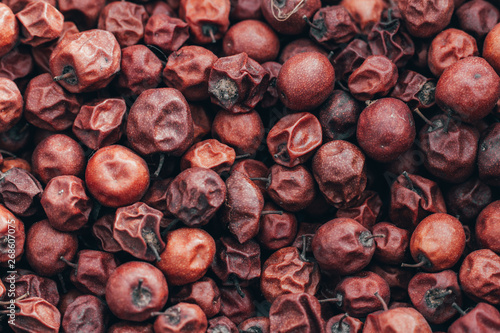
[0,0,500,332]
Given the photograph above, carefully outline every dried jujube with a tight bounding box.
[105,261,169,322]
[390,70,435,110]
[341,0,386,32]
[318,90,362,142]
[7,297,61,333]
[40,175,92,232]
[459,249,500,305]
[445,177,492,225]
[267,112,322,168]
[126,88,194,156]
[260,61,281,108]
[64,249,119,297]
[0,4,18,58]
[336,190,383,229]
[312,218,376,275]
[223,19,279,63]
[25,219,78,277]
[221,171,264,243]
[144,14,189,53]
[231,158,269,197]
[258,202,297,250]
[476,200,500,253]
[98,1,149,48]
[356,97,415,163]
[108,321,154,333]
[0,167,43,217]
[0,205,24,265]
[405,213,465,272]
[435,56,500,123]
[447,302,500,332]
[190,104,212,143]
[179,0,230,44]
[260,246,320,302]
[266,164,316,212]
[61,295,107,333]
[363,305,432,333]
[163,45,218,102]
[180,139,236,174]
[85,145,150,208]
[407,270,462,324]
[478,123,500,186]
[170,277,221,318]
[92,214,122,253]
[333,271,391,318]
[368,263,413,302]
[157,228,216,286]
[348,55,399,101]
[49,29,121,93]
[230,0,262,21]
[312,140,367,208]
[0,46,33,81]
[397,0,454,38]
[153,302,208,333]
[113,202,165,262]
[389,172,446,231]
[212,109,264,155]
[211,236,261,286]
[24,73,80,132]
[4,273,59,306]
[307,5,359,50]
[419,114,479,183]
[166,167,226,227]
[116,45,163,96]
[427,28,478,77]
[372,222,409,265]
[208,52,269,113]
[0,77,23,133]
[456,0,500,39]
[219,287,255,325]
[72,98,127,150]
[332,38,371,82]
[368,10,415,68]
[277,52,335,111]
[269,293,325,333]
[15,1,63,47]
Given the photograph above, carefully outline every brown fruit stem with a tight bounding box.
[161,218,181,237]
[142,229,162,262]
[53,72,75,82]
[202,25,217,43]
[328,51,334,60]
[59,256,78,269]
[364,234,386,240]
[302,15,321,30]
[271,0,305,22]
[336,313,349,331]
[300,234,310,262]
[401,259,426,268]
[261,210,283,216]
[374,291,388,311]
[443,109,453,134]
[452,302,467,316]
[273,146,289,161]
[413,108,434,126]
[228,274,245,298]
[318,297,342,303]
[153,154,165,178]
[249,176,272,188]
[0,292,29,305]
[0,149,17,158]
[235,153,252,160]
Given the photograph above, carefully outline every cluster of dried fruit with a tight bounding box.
[0,0,500,332]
